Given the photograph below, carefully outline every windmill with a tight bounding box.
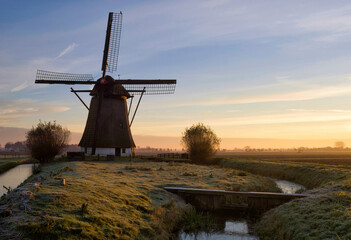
[35,12,176,157]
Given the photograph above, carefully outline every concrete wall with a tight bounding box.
[121,148,132,157]
[81,147,133,156]
[95,148,115,155]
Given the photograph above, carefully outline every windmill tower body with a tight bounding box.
[34,12,176,156]
[79,77,135,156]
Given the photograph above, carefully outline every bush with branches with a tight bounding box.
[182,123,220,164]
[26,121,70,163]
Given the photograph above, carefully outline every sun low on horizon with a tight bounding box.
[2,1,351,149]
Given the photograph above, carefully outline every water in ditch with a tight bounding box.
[275,179,305,194]
[177,179,306,240]
[178,212,259,240]
[0,164,36,196]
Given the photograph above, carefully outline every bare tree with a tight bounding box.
[26,121,70,163]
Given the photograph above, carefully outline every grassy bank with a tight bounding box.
[0,157,32,174]
[220,158,349,189]
[221,158,351,239]
[0,159,279,239]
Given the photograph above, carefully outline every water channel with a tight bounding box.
[275,179,305,194]
[0,164,36,196]
[179,213,259,240]
[178,179,306,240]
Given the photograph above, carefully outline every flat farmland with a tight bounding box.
[216,151,351,167]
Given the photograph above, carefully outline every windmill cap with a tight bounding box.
[91,76,131,98]
[98,75,115,85]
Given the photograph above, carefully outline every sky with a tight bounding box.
[2,0,351,148]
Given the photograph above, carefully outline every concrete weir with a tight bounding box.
[165,187,312,212]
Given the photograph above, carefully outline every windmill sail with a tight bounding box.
[35,70,95,84]
[101,12,122,76]
[36,70,176,94]
[122,79,176,95]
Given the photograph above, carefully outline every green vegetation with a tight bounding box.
[0,159,279,239]
[221,158,351,239]
[26,121,70,164]
[182,123,220,164]
[182,207,214,234]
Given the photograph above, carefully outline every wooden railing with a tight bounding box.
[165,187,311,212]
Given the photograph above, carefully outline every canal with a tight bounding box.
[0,164,36,196]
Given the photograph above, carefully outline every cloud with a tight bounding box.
[225,85,351,104]
[296,6,351,34]
[47,106,70,113]
[123,1,351,54]
[56,43,78,59]
[131,108,351,138]
[11,81,29,92]
[207,111,351,127]
[288,109,351,114]
[314,33,348,42]
[173,81,351,107]
[0,99,70,125]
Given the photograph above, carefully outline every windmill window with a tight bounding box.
[122,148,126,153]
[120,122,123,128]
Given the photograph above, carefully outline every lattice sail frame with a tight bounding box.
[35,70,176,94]
[122,81,176,95]
[106,12,122,73]
[35,70,95,84]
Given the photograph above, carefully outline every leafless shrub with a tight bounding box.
[26,121,70,164]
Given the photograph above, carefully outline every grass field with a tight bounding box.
[0,159,279,239]
[217,151,351,166]
[3,152,351,239]
[221,157,351,239]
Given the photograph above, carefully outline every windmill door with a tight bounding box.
[115,148,121,156]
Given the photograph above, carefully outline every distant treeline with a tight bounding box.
[1,141,79,153]
[135,146,184,152]
[1,141,28,153]
[221,147,351,153]
[2,141,350,154]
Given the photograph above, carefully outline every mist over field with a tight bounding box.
[3,126,351,149]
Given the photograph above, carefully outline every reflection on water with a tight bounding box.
[275,180,305,194]
[179,214,259,240]
[0,164,35,196]
[225,221,248,233]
